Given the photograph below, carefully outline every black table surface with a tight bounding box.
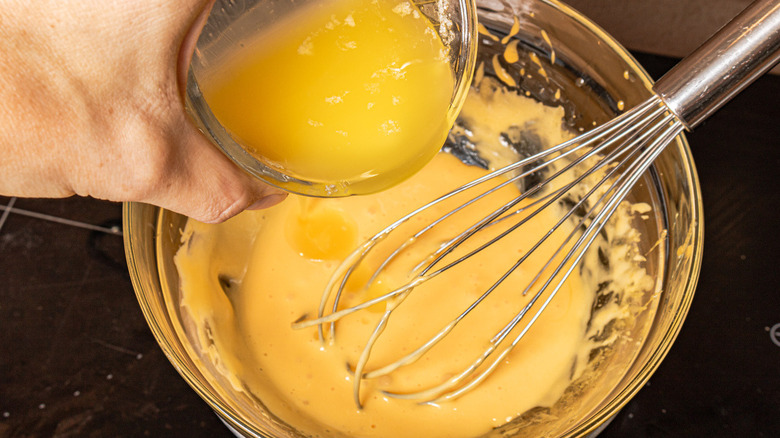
[1,52,779,437]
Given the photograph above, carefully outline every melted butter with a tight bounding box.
[503,39,520,64]
[541,29,555,64]
[285,198,358,261]
[202,0,455,194]
[528,51,549,81]
[478,23,500,41]
[175,77,654,437]
[501,16,520,44]
[492,54,516,88]
[474,61,485,85]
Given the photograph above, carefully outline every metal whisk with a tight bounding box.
[293,0,780,408]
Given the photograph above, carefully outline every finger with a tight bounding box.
[177,0,217,98]
[157,0,288,222]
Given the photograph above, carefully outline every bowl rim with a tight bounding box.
[124,0,705,435]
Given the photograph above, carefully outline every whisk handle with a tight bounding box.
[653,0,780,130]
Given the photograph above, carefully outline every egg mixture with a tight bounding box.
[174,73,655,437]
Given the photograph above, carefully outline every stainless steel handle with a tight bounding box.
[653,0,780,130]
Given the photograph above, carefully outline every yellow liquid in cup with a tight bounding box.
[202,0,456,194]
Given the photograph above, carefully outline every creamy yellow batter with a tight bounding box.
[174,78,653,437]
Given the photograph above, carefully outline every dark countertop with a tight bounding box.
[1,52,778,437]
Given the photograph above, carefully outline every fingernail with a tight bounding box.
[248,193,288,210]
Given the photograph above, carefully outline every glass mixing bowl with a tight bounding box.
[125,0,703,436]
[185,0,478,197]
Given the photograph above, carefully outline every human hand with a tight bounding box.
[0,0,286,223]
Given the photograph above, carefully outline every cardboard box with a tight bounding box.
[563,0,779,74]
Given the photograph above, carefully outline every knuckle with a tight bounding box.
[199,189,253,224]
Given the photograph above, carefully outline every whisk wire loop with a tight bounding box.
[293,96,689,405]
[388,125,682,403]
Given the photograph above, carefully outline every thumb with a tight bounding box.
[142,119,288,223]
[154,0,287,223]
